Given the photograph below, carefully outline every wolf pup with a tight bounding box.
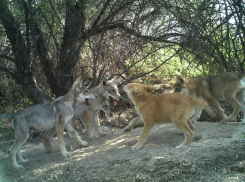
[174,72,245,123]
[0,77,97,169]
[92,100,113,133]
[70,76,122,140]
[98,100,113,123]
[123,83,216,150]
[71,100,113,137]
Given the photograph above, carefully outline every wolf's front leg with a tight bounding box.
[94,114,106,135]
[85,111,98,140]
[131,120,154,151]
[56,125,72,157]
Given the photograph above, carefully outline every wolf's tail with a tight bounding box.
[190,98,217,118]
[0,113,15,121]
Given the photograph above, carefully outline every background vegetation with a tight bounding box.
[0,0,244,114]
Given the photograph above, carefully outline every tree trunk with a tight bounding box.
[56,2,86,94]
[0,0,50,104]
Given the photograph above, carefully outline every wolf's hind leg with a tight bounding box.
[16,144,29,163]
[9,131,29,169]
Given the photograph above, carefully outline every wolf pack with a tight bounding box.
[1,72,245,169]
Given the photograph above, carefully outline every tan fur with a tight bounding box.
[123,83,216,150]
[175,72,245,123]
[124,116,196,134]
[0,78,97,169]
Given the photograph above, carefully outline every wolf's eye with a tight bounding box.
[111,88,115,92]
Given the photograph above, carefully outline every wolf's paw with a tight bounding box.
[175,145,182,148]
[123,127,132,133]
[130,144,142,151]
[62,151,73,158]
[14,164,24,170]
[220,119,227,123]
[89,134,99,140]
[20,158,29,163]
[99,131,107,136]
[80,140,88,146]
[67,152,73,157]
[81,129,87,134]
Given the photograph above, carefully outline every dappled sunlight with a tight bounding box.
[72,131,140,159]
[1,122,245,181]
[152,156,165,160]
[110,138,126,146]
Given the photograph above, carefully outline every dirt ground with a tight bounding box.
[1,81,245,182]
[1,108,245,182]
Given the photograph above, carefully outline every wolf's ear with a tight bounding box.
[72,77,83,91]
[77,79,83,89]
[101,78,109,86]
[175,75,185,84]
[72,77,83,92]
[144,85,155,93]
[111,75,119,84]
[133,87,142,95]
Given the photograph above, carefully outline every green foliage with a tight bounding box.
[0,77,31,113]
[0,76,32,142]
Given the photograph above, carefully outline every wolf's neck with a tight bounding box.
[132,95,148,107]
[61,90,76,110]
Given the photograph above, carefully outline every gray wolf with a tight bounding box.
[98,100,113,122]
[174,72,245,123]
[123,83,216,150]
[70,76,122,140]
[72,100,113,136]
[0,78,97,169]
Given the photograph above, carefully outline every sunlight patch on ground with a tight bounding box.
[110,138,126,146]
[30,159,69,181]
[152,156,165,160]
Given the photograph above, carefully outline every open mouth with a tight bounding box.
[99,110,106,121]
[85,99,90,105]
[109,96,117,106]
